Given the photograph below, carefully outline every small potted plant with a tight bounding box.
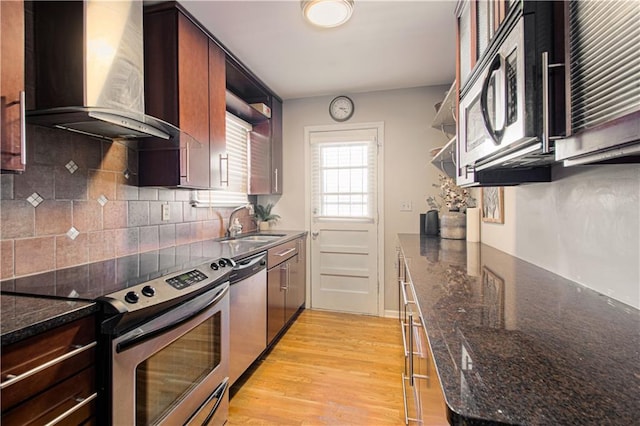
[253,203,281,231]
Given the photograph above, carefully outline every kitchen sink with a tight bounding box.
[235,234,284,242]
[218,234,285,244]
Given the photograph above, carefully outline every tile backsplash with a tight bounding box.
[0,125,255,280]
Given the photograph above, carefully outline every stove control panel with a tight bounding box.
[101,257,234,311]
[166,269,209,290]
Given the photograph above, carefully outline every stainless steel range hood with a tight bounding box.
[27,0,180,142]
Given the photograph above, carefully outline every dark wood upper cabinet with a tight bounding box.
[456,0,508,92]
[140,1,282,193]
[140,5,212,188]
[246,97,282,195]
[270,98,283,195]
[209,39,227,189]
[1,0,26,173]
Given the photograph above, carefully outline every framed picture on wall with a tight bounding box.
[481,187,504,223]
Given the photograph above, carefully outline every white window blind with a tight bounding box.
[191,113,251,207]
[310,129,377,221]
[225,113,250,195]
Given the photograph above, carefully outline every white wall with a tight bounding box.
[481,164,640,309]
[260,85,640,312]
[260,86,452,313]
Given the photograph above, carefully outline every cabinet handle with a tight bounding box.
[400,281,411,307]
[185,141,190,183]
[274,168,279,193]
[44,392,98,426]
[541,51,565,154]
[219,153,229,186]
[276,247,296,257]
[280,263,289,290]
[19,91,26,166]
[408,313,414,387]
[401,373,410,425]
[401,321,408,358]
[0,341,97,390]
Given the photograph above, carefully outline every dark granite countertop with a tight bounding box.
[1,231,306,346]
[397,234,639,425]
[1,294,98,346]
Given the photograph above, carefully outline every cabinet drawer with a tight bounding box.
[1,315,96,411]
[267,239,299,269]
[2,366,96,426]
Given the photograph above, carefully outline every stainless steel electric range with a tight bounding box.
[1,245,236,425]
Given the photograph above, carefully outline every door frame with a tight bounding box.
[304,122,385,316]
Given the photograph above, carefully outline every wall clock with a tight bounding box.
[329,96,354,122]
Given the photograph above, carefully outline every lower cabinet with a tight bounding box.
[398,248,447,425]
[267,236,306,345]
[0,315,98,425]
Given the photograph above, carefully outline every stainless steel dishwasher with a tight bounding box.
[228,251,268,386]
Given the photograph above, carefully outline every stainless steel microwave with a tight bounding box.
[457,2,563,186]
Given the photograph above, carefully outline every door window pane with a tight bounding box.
[312,138,376,220]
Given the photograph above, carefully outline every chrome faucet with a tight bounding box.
[226,204,254,238]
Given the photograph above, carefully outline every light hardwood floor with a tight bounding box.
[228,309,442,425]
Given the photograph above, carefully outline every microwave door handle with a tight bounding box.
[542,51,566,154]
[480,54,505,145]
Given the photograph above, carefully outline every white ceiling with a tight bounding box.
[180,0,457,100]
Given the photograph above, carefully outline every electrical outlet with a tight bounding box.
[400,200,413,211]
[161,203,170,221]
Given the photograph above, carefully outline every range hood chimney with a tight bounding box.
[28,0,181,142]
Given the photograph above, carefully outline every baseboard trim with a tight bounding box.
[383,309,400,319]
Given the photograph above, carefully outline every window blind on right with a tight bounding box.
[569,0,640,132]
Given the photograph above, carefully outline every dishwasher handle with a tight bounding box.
[229,252,267,283]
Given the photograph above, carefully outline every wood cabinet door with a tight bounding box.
[1,0,25,173]
[417,326,448,424]
[177,13,210,188]
[208,39,227,189]
[284,256,300,323]
[1,316,97,424]
[267,266,286,345]
[285,239,306,321]
[270,97,283,194]
[456,0,475,89]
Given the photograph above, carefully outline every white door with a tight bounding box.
[307,125,383,315]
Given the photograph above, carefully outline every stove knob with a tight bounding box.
[125,291,139,304]
[142,285,155,297]
[219,259,227,268]
[210,263,219,270]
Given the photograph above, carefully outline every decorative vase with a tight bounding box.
[440,210,466,240]
[259,221,271,231]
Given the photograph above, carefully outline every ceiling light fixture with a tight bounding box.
[301,0,354,28]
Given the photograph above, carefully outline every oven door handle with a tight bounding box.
[480,54,506,145]
[115,284,228,353]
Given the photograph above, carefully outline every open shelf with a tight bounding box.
[431,81,457,137]
[430,136,456,179]
[226,90,269,125]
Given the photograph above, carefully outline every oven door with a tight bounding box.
[110,284,229,426]
[459,17,539,171]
